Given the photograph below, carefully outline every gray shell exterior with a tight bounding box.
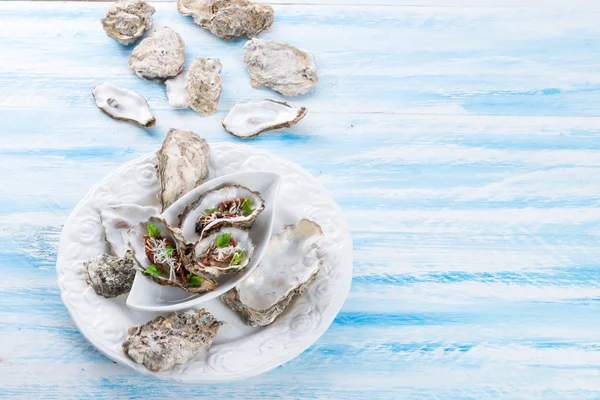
[128,27,185,82]
[187,57,223,116]
[156,129,210,212]
[101,0,155,45]
[84,251,136,298]
[122,309,223,372]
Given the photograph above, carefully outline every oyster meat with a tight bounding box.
[128,216,217,293]
[223,100,307,138]
[177,0,274,41]
[84,252,136,298]
[179,184,264,242]
[129,27,185,82]
[165,69,190,109]
[187,57,223,116]
[92,82,156,127]
[123,309,223,372]
[156,129,210,211]
[101,204,159,258]
[222,219,323,326]
[191,227,255,277]
[244,38,318,97]
[101,0,155,45]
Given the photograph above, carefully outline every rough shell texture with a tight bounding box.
[92,82,156,127]
[165,69,190,109]
[191,226,255,277]
[156,129,210,211]
[122,309,223,372]
[223,100,307,138]
[101,204,159,258]
[101,0,155,45]
[129,27,185,82]
[187,57,223,116]
[244,38,318,97]
[84,252,136,298]
[176,0,273,41]
[222,219,323,326]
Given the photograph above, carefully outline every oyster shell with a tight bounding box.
[165,69,190,109]
[122,309,223,372]
[222,219,323,326]
[223,100,307,138]
[129,27,185,82]
[101,0,155,45]
[92,82,156,127]
[156,129,210,211]
[191,226,256,277]
[179,184,265,242]
[101,204,159,258]
[84,252,136,298]
[177,0,273,41]
[244,38,318,97]
[128,216,217,293]
[187,57,223,116]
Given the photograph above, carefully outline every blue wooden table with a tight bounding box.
[3,0,600,398]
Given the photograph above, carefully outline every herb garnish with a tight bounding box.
[187,273,203,287]
[145,264,160,276]
[241,198,253,214]
[215,232,232,248]
[147,222,161,238]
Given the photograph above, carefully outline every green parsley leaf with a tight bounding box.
[231,249,244,266]
[165,245,176,258]
[187,273,203,287]
[145,264,161,276]
[215,232,232,248]
[204,208,220,214]
[241,198,253,214]
[147,222,161,238]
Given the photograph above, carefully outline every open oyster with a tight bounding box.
[222,219,323,326]
[84,252,136,298]
[123,309,223,372]
[156,129,210,211]
[191,227,255,277]
[244,38,318,97]
[179,184,264,242]
[101,204,159,258]
[129,27,185,82]
[92,82,156,127]
[101,0,155,45]
[128,216,217,293]
[223,100,307,138]
[165,69,189,109]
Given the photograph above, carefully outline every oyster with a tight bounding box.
[179,184,264,242]
[156,129,210,211]
[129,27,185,82]
[122,309,223,372]
[84,252,136,298]
[187,57,223,116]
[244,38,318,97]
[101,204,159,258]
[101,0,155,45]
[191,227,255,277]
[223,100,307,138]
[92,82,156,127]
[165,69,189,109]
[177,0,274,41]
[222,219,323,326]
[128,216,217,293]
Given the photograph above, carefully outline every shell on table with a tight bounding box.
[129,26,185,82]
[223,99,307,138]
[92,82,156,127]
[190,226,255,277]
[164,69,190,109]
[101,0,155,45]
[187,57,223,116]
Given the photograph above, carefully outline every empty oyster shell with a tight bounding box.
[84,252,136,298]
[92,82,156,127]
[179,184,264,242]
[128,216,217,293]
[156,129,210,211]
[222,219,323,326]
[223,100,307,138]
[187,57,223,116]
[101,0,155,45]
[177,0,273,41]
[101,204,159,258]
[129,26,185,82]
[191,226,256,277]
[123,309,223,372]
[244,38,318,97]
[164,69,189,109]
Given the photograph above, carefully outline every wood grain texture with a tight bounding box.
[2,2,600,398]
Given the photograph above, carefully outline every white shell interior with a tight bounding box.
[194,227,255,275]
[223,100,304,137]
[165,69,189,109]
[237,219,323,310]
[101,204,159,258]
[93,82,155,126]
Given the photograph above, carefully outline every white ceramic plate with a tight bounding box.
[56,142,353,383]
